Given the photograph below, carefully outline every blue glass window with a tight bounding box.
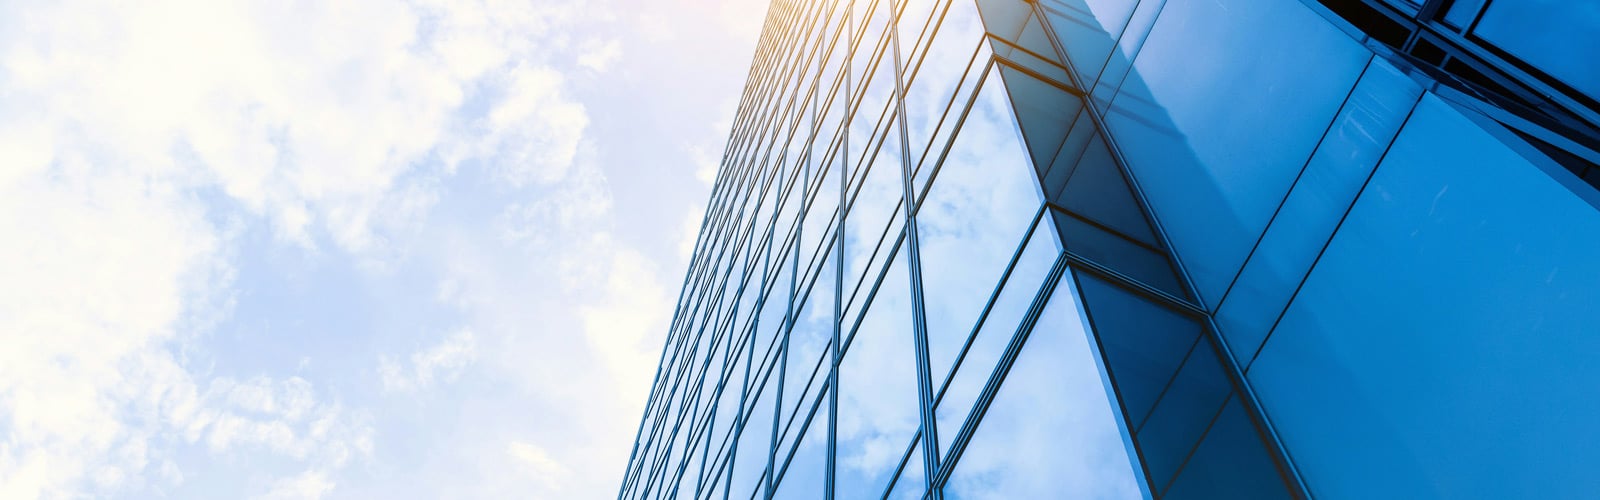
[918,65,1047,388]
[837,252,921,496]
[1134,337,1231,492]
[1073,273,1205,447]
[779,242,835,450]
[1215,59,1423,366]
[1162,398,1292,500]
[933,214,1061,457]
[1036,0,1139,86]
[886,440,926,499]
[843,127,905,328]
[904,0,986,175]
[1441,0,1486,29]
[941,275,1143,499]
[730,368,777,500]
[772,394,829,500]
[1249,94,1600,498]
[1103,0,1370,307]
[1473,0,1600,101]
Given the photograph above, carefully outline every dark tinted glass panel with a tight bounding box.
[1035,0,1139,87]
[1103,0,1369,307]
[941,276,1142,499]
[1133,337,1230,491]
[1053,209,1183,295]
[1441,0,1486,29]
[1074,271,1202,427]
[1162,398,1292,500]
[999,65,1084,178]
[1056,132,1157,247]
[1250,95,1600,498]
[1473,0,1600,100]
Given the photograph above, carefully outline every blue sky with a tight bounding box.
[0,0,767,497]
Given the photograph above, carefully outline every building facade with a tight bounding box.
[618,0,1600,498]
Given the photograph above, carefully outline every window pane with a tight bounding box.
[933,213,1060,457]
[773,392,829,500]
[1036,0,1139,86]
[1133,337,1230,492]
[837,251,920,498]
[1074,272,1203,438]
[1249,94,1600,498]
[779,242,836,452]
[1162,398,1292,500]
[1215,59,1422,364]
[1103,0,1370,306]
[941,274,1142,499]
[1053,208,1183,295]
[730,368,777,500]
[886,440,926,499]
[1441,0,1486,29]
[919,64,1046,389]
[904,0,986,173]
[843,124,906,328]
[1473,0,1600,101]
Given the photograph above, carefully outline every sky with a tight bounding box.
[0,0,770,497]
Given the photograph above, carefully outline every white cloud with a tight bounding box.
[253,470,335,500]
[380,329,479,393]
[0,0,607,495]
[507,440,573,490]
[579,248,675,404]
[0,0,767,497]
[0,154,225,498]
[687,144,722,185]
[578,39,624,73]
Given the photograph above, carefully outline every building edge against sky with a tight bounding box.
[619,0,1600,498]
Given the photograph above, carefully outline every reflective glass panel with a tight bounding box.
[1035,0,1139,86]
[933,213,1061,457]
[918,64,1047,388]
[730,368,776,500]
[1216,59,1422,365]
[1103,0,1370,306]
[1074,273,1204,438]
[1250,95,1600,499]
[837,252,920,498]
[772,393,829,500]
[885,440,926,499]
[904,0,985,170]
[1473,0,1600,100]
[779,242,835,451]
[941,275,1142,499]
[1161,398,1292,500]
[843,126,906,326]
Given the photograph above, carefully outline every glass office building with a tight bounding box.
[618,0,1600,498]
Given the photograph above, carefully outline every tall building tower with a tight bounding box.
[618,0,1600,498]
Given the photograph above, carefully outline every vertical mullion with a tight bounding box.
[886,0,942,496]
[827,3,849,498]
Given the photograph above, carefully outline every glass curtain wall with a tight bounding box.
[622,0,1600,498]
